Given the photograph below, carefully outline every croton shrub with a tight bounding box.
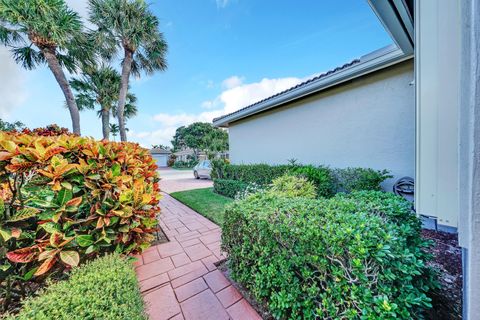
[222,191,436,319]
[0,132,160,309]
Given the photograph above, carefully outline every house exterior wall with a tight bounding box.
[228,60,414,191]
[415,0,461,229]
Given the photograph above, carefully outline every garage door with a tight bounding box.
[153,154,168,167]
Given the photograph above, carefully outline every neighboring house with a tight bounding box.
[173,148,194,162]
[149,147,171,167]
[214,1,480,316]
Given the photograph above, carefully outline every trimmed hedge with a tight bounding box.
[222,191,435,319]
[213,179,248,198]
[0,132,160,308]
[212,161,390,198]
[9,254,146,320]
[211,161,290,186]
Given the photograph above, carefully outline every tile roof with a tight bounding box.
[213,58,361,123]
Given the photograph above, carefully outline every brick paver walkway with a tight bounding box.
[135,193,261,320]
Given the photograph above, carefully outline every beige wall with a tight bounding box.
[229,60,414,191]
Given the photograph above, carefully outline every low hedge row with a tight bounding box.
[212,161,392,198]
[9,254,146,319]
[212,179,247,199]
[222,191,435,319]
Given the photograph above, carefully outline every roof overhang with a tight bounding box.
[368,0,414,54]
[213,45,412,127]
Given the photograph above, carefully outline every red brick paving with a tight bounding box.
[137,193,261,320]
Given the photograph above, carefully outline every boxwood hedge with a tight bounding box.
[212,179,248,198]
[9,254,146,320]
[212,161,391,198]
[222,191,436,319]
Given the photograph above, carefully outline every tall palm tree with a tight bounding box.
[89,0,167,142]
[0,0,90,135]
[71,66,138,140]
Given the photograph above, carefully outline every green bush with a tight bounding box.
[212,162,391,198]
[269,174,317,199]
[211,162,290,186]
[213,179,248,198]
[291,165,334,197]
[333,167,392,193]
[9,254,146,320]
[222,191,435,319]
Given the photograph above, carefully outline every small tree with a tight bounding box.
[0,118,24,131]
[171,122,228,159]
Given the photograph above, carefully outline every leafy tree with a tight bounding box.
[89,0,168,142]
[70,65,137,140]
[171,122,228,159]
[0,0,91,134]
[0,118,24,131]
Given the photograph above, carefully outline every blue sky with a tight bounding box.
[0,0,392,147]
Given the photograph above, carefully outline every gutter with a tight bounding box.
[213,45,412,127]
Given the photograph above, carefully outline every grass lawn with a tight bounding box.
[170,188,233,225]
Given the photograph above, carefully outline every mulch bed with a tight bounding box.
[217,229,463,320]
[422,229,463,320]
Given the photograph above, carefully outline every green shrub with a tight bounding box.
[9,254,145,320]
[213,179,248,198]
[212,163,391,198]
[290,165,335,197]
[333,167,392,193]
[0,132,160,310]
[222,191,435,319]
[211,162,289,186]
[269,174,317,199]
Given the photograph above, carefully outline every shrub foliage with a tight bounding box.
[9,254,146,320]
[269,174,317,199]
[0,132,160,308]
[212,161,390,198]
[222,191,435,319]
[212,179,247,199]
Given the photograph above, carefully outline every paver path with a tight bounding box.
[135,193,261,320]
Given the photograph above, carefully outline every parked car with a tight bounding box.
[193,160,212,179]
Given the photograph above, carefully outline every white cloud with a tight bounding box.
[127,74,312,147]
[216,0,230,8]
[221,75,244,89]
[0,48,28,118]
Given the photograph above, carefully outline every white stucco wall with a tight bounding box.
[228,60,414,191]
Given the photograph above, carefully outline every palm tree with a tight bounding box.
[109,123,119,141]
[88,0,167,142]
[0,0,90,135]
[70,65,137,140]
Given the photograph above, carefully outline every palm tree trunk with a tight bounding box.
[42,48,81,135]
[101,106,110,140]
[117,49,133,142]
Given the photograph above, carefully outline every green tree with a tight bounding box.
[0,118,24,131]
[70,65,137,140]
[89,0,168,142]
[0,0,91,135]
[152,144,171,151]
[171,122,228,159]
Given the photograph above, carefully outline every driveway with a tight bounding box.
[158,168,213,194]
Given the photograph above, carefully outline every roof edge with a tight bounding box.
[213,45,412,127]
